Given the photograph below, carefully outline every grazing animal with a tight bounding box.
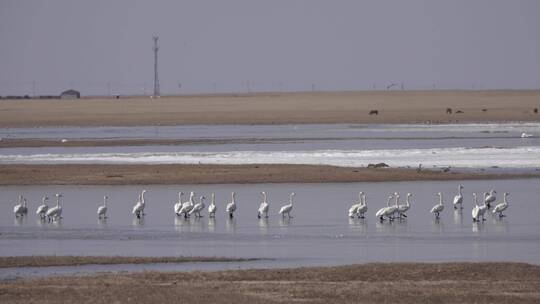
[375,194,394,221]
[97,195,108,219]
[472,193,487,222]
[397,193,412,218]
[36,196,49,219]
[369,110,379,115]
[13,195,27,217]
[174,192,184,215]
[453,185,464,210]
[132,190,147,219]
[492,192,509,217]
[278,192,295,218]
[446,108,452,114]
[430,192,444,219]
[456,110,464,114]
[207,193,217,218]
[348,192,363,218]
[46,194,63,222]
[258,191,269,219]
[534,108,538,114]
[485,189,496,209]
[225,192,237,218]
[179,191,195,218]
[482,108,488,112]
[356,192,368,219]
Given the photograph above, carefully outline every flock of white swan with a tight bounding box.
[12,185,509,223]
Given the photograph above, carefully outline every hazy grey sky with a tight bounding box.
[1,0,539,95]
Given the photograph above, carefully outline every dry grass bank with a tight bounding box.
[1,262,539,303]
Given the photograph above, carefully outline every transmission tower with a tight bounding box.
[152,36,160,97]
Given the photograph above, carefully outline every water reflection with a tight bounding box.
[97,218,108,228]
[453,209,464,227]
[375,220,395,234]
[225,218,236,233]
[190,217,204,233]
[491,217,509,233]
[208,217,216,233]
[279,217,292,227]
[132,217,145,227]
[431,218,444,234]
[348,218,367,234]
[14,216,26,226]
[258,218,269,234]
[472,221,485,233]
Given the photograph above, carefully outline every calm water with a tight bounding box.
[1,179,538,268]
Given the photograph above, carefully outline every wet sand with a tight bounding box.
[1,90,539,127]
[1,262,539,303]
[0,164,538,185]
[0,256,251,268]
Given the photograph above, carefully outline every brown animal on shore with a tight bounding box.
[534,108,538,114]
[456,110,464,114]
[369,110,379,115]
[446,108,452,114]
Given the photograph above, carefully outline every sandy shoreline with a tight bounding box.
[1,262,539,303]
[1,90,539,127]
[0,164,538,185]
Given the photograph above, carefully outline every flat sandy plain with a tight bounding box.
[1,90,539,127]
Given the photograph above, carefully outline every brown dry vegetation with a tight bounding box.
[0,90,539,127]
[1,262,539,303]
[1,164,538,185]
[0,256,252,268]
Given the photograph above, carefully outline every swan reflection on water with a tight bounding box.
[279,216,292,227]
[225,217,236,233]
[375,220,396,234]
[97,217,108,228]
[208,217,216,233]
[472,221,485,233]
[348,217,367,234]
[431,218,444,234]
[14,216,26,227]
[132,216,145,227]
[453,209,464,227]
[491,216,509,233]
[258,218,269,234]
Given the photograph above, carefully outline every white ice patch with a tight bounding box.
[1,146,540,169]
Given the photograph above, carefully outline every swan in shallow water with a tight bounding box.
[356,192,368,219]
[472,192,488,222]
[225,192,237,218]
[207,193,217,218]
[179,191,195,218]
[97,195,108,219]
[189,195,206,217]
[397,193,412,218]
[485,189,496,209]
[13,195,27,217]
[278,192,295,218]
[46,194,63,222]
[492,192,509,217]
[36,196,49,219]
[258,191,269,219]
[132,190,147,219]
[174,192,183,215]
[348,192,363,218]
[375,194,394,221]
[453,185,464,209]
[430,192,444,219]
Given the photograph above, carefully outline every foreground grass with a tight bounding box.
[0,256,252,268]
[1,263,539,303]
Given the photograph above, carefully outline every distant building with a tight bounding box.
[60,89,80,99]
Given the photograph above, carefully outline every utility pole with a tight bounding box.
[153,36,160,97]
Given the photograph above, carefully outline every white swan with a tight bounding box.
[356,192,368,219]
[13,195,27,217]
[278,192,295,218]
[521,132,533,138]
[492,192,509,217]
[132,190,147,219]
[189,195,206,217]
[97,195,108,219]
[46,193,63,222]
[207,193,217,218]
[397,193,412,218]
[472,192,487,222]
[383,193,400,220]
[174,191,184,215]
[348,192,363,218]
[258,191,269,219]
[375,194,394,221]
[430,192,444,219]
[225,192,237,218]
[453,185,464,209]
[36,196,49,219]
[178,191,195,218]
[485,189,496,209]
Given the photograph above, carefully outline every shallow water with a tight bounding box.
[1,179,539,271]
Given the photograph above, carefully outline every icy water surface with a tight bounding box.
[1,179,539,268]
